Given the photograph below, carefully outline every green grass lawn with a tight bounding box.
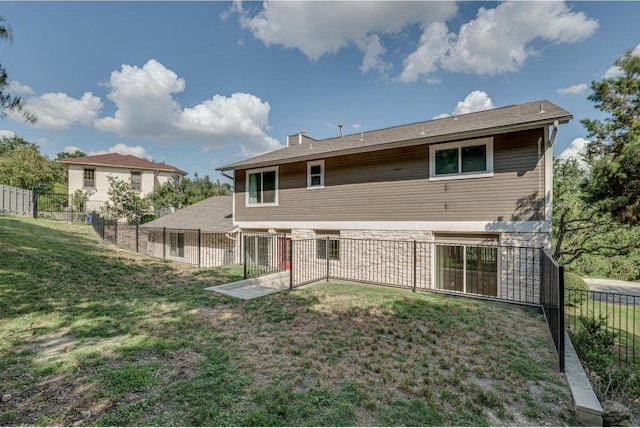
[0,216,576,426]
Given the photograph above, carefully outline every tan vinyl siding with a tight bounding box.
[235,128,544,223]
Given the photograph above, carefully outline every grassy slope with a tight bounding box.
[0,216,576,426]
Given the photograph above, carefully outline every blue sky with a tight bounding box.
[1,1,639,180]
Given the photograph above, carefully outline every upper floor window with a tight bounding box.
[246,167,278,206]
[83,168,95,189]
[307,160,324,189]
[429,137,494,181]
[172,175,181,185]
[131,171,142,191]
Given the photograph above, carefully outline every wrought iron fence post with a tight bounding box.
[558,265,565,372]
[325,236,330,282]
[162,227,166,259]
[289,239,293,290]
[135,223,139,253]
[32,190,38,218]
[413,240,417,292]
[243,233,248,280]
[114,222,118,246]
[197,229,202,268]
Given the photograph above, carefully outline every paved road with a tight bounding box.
[582,277,640,297]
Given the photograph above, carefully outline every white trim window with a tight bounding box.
[429,137,494,181]
[130,171,142,191]
[307,160,325,189]
[246,166,278,206]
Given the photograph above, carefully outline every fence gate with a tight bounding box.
[243,232,288,279]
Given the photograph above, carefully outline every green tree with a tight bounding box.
[0,144,56,190]
[102,176,152,224]
[55,149,86,160]
[147,172,231,211]
[0,16,36,124]
[553,157,640,273]
[0,135,36,155]
[581,47,640,224]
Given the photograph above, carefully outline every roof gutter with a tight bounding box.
[217,115,572,172]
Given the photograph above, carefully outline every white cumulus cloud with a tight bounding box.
[454,91,495,115]
[232,1,457,75]
[402,1,598,82]
[558,137,589,167]
[88,143,154,160]
[433,91,495,119]
[94,59,281,156]
[22,92,103,130]
[0,129,16,138]
[602,43,640,79]
[7,81,34,95]
[557,83,588,95]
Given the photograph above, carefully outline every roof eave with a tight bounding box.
[217,115,572,172]
[58,159,185,174]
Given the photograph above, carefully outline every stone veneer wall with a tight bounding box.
[497,232,548,304]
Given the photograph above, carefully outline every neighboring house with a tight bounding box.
[58,153,187,213]
[139,195,240,267]
[217,99,572,300]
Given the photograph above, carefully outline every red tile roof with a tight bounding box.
[58,153,187,175]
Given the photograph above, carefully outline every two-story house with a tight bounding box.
[58,153,187,213]
[217,99,572,300]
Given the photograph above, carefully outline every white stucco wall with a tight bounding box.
[67,165,179,207]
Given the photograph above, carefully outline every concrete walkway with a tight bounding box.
[206,271,290,300]
[582,277,640,297]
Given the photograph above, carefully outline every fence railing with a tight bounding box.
[90,214,241,268]
[565,288,639,367]
[243,233,288,279]
[290,238,543,305]
[0,185,32,216]
[541,250,565,371]
[35,192,107,222]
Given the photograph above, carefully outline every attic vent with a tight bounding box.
[539,103,546,114]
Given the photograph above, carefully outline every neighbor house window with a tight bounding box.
[169,232,184,257]
[246,167,278,206]
[131,171,142,191]
[307,160,325,189]
[316,231,340,260]
[429,137,493,180]
[172,175,181,185]
[83,168,95,189]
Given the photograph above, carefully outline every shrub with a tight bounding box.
[569,315,640,401]
[564,271,588,305]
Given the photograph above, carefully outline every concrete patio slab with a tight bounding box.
[206,271,290,300]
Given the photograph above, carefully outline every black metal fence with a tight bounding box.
[90,214,241,268]
[541,250,565,371]
[35,192,106,222]
[243,233,288,279]
[290,238,544,305]
[565,288,639,367]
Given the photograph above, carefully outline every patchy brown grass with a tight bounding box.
[0,216,578,426]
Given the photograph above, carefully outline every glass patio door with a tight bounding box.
[435,243,498,297]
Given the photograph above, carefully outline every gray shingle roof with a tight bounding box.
[140,195,235,233]
[218,99,572,171]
